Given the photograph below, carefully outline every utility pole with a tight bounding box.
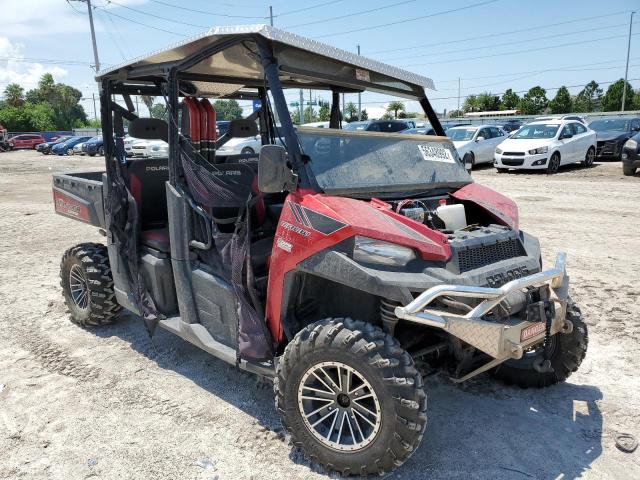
[299,89,304,124]
[621,11,635,111]
[457,77,461,113]
[85,0,100,72]
[357,44,362,121]
[269,6,274,26]
[135,95,139,113]
[92,93,97,121]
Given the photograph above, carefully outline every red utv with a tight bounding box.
[52,26,587,476]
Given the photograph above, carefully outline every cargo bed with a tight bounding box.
[52,171,106,228]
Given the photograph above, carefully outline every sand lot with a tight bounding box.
[1,149,639,479]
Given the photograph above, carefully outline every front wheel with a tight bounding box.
[582,147,595,167]
[98,146,105,156]
[67,148,74,156]
[241,146,255,155]
[491,302,588,388]
[275,318,427,476]
[463,152,475,171]
[623,163,637,176]
[547,152,561,174]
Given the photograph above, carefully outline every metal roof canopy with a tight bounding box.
[96,24,435,100]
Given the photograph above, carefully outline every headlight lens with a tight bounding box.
[353,236,416,267]
[625,138,638,150]
[495,147,503,154]
[528,146,548,155]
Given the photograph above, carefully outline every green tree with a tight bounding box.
[549,86,572,114]
[476,92,501,111]
[448,109,464,118]
[518,86,548,114]
[213,99,243,120]
[360,109,369,120]
[3,83,25,107]
[501,89,520,110]
[140,95,155,115]
[318,99,330,121]
[573,81,603,113]
[149,103,168,121]
[386,101,405,119]
[601,79,635,111]
[462,94,480,113]
[303,106,318,123]
[344,102,358,122]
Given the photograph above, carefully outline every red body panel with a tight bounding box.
[451,182,519,230]
[53,190,90,223]
[183,98,200,149]
[201,99,217,142]
[9,134,45,149]
[265,192,451,342]
[197,100,208,152]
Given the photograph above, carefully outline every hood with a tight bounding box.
[595,130,628,141]
[497,138,550,152]
[298,193,451,261]
[451,182,518,230]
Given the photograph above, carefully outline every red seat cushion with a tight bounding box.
[141,228,171,252]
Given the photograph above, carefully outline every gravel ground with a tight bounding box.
[0,150,639,479]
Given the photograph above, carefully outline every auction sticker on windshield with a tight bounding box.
[418,144,455,163]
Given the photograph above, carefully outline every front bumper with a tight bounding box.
[395,252,570,361]
[596,140,622,158]
[494,152,548,169]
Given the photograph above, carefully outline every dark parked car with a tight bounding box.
[500,120,522,133]
[82,136,104,156]
[8,133,45,150]
[365,119,414,133]
[622,132,640,176]
[51,136,93,155]
[216,121,231,136]
[37,136,72,155]
[588,117,640,159]
[405,127,437,135]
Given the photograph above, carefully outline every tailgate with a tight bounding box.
[52,171,105,228]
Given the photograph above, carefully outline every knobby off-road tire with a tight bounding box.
[491,302,588,388]
[60,243,121,327]
[275,318,427,476]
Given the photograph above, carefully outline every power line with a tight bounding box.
[284,0,415,29]
[98,7,186,37]
[277,0,345,18]
[147,0,266,19]
[0,56,95,66]
[314,0,499,38]
[383,22,628,62]
[401,32,640,68]
[368,10,634,55]
[105,0,208,29]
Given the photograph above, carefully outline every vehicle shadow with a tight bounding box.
[498,162,603,175]
[93,314,603,480]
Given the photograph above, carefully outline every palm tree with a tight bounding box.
[3,83,24,107]
[386,101,405,118]
[141,95,155,114]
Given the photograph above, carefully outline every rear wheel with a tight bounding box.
[98,146,105,156]
[491,302,587,388]
[623,163,637,176]
[582,147,595,167]
[276,318,427,476]
[241,146,255,155]
[60,243,121,326]
[67,148,74,156]
[547,152,561,174]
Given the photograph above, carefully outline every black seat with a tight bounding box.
[127,157,170,230]
[140,228,171,253]
[251,236,273,271]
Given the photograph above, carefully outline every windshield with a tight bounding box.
[343,122,368,131]
[447,128,476,141]
[589,119,630,132]
[299,129,471,194]
[511,124,559,139]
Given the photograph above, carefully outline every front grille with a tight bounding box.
[501,158,525,166]
[457,238,526,272]
[502,152,525,156]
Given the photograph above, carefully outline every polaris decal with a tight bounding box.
[521,322,546,341]
[287,201,347,236]
[276,237,292,252]
[485,266,530,287]
[280,221,311,237]
[53,190,90,223]
[418,144,455,163]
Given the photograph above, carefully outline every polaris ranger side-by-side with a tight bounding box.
[52,26,587,475]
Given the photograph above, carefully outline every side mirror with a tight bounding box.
[476,136,485,142]
[258,145,298,193]
[560,133,573,140]
[464,155,474,173]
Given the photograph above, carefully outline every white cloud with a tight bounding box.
[0,37,68,90]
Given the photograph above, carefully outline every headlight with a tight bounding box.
[625,138,638,150]
[353,236,416,267]
[495,147,503,154]
[528,146,548,155]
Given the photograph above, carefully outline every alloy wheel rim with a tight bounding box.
[550,156,560,172]
[586,149,594,165]
[298,361,381,451]
[69,264,89,310]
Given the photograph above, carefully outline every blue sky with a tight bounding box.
[1,0,637,118]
